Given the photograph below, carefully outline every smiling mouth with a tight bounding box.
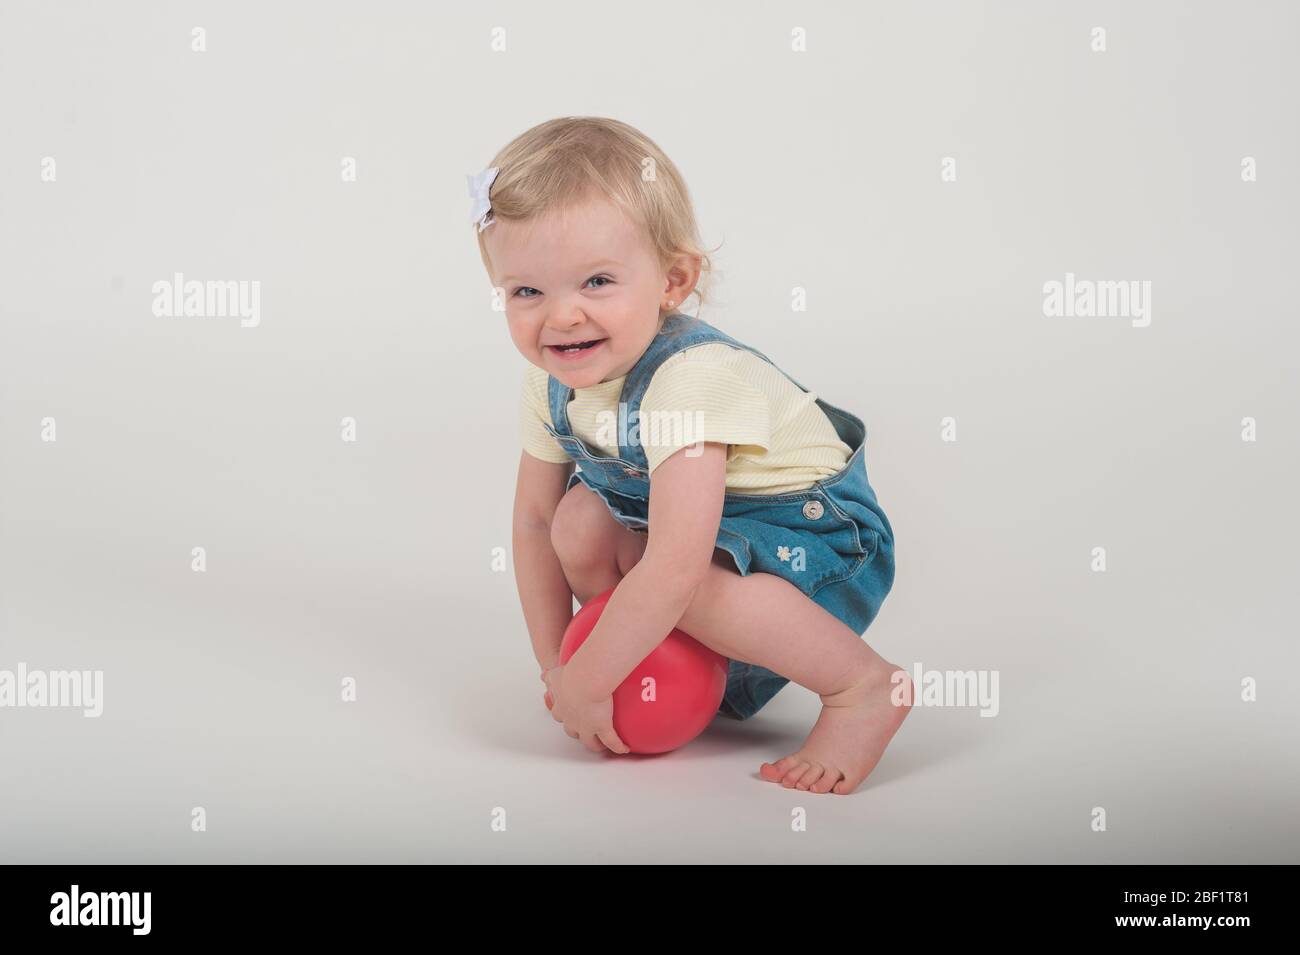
[547,339,605,354]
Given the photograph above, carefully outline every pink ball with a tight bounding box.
[558,587,728,754]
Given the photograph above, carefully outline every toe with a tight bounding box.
[831,774,862,795]
[781,761,810,788]
[795,763,825,791]
[760,755,802,782]
[811,768,842,794]
[784,762,817,789]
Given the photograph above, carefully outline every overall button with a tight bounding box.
[802,499,824,520]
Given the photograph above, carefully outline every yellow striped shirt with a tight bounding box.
[519,342,851,495]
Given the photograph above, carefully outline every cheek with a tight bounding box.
[504,318,534,353]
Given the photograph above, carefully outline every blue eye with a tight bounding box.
[511,275,612,298]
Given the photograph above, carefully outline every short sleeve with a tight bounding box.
[519,366,571,464]
[640,352,772,474]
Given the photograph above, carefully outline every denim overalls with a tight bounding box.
[542,312,896,720]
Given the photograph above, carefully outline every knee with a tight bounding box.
[550,483,617,573]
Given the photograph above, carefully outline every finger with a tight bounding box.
[544,690,554,709]
[597,727,630,755]
[580,732,605,754]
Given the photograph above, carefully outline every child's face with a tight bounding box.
[485,195,670,388]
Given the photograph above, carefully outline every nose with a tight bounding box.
[544,305,591,332]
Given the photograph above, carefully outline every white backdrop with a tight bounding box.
[1,0,1297,862]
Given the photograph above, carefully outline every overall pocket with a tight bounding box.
[717,491,868,597]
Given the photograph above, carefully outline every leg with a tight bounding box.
[673,562,911,795]
[550,481,649,604]
[551,481,910,795]
[550,480,735,602]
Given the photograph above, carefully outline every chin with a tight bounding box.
[557,367,602,388]
[543,350,607,383]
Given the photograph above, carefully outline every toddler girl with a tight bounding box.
[470,117,911,795]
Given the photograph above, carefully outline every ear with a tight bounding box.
[662,253,702,311]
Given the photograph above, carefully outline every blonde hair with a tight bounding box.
[474,116,721,319]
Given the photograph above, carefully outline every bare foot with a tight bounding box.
[759,663,912,795]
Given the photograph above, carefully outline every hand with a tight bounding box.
[543,663,629,755]
[540,663,560,713]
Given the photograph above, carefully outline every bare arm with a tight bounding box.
[512,449,576,672]
[562,441,727,701]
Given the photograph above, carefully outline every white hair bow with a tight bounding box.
[467,167,500,232]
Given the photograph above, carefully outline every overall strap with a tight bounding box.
[543,312,725,442]
[546,363,576,437]
[618,313,812,470]
[546,312,818,467]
